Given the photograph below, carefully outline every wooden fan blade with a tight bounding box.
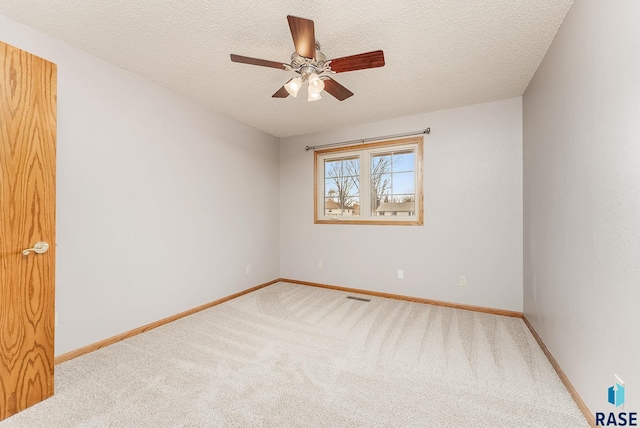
[328,50,385,73]
[287,15,316,59]
[272,80,291,98]
[323,78,354,101]
[230,54,286,70]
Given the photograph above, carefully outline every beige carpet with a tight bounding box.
[0,282,589,427]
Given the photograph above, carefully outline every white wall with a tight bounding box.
[280,98,523,311]
[0,15,280,356]
[523,1,640,414]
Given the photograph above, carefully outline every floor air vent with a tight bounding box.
[346,296,371,302]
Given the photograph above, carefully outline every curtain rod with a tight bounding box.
[304,128,430,151]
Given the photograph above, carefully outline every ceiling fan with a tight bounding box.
[230,15,385,102]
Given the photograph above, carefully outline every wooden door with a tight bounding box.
[0,41,57,421]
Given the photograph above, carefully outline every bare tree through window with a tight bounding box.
[369,155,393,210]
[324,157,360,216]
[371,150,415,216]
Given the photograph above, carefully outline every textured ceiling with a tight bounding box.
[0,1,573,137]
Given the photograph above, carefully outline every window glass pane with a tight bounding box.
[324,156,360,217]
[370,173,391,215]
[371,153,392,175]
[324,159,342,177]
[343,158,360,176]
[325,179,339,197]
[324,198,337,215]
[375,198,414,216]
[347,176,360,196]
[393,151,415,173]
[324,197,360,216]
[370,149,416,216]
[348,197,360,216]
[392,172,415,195]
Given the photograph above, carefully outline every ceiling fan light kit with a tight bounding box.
[307,91,322,102]
[230,15,385,102]
[307,72,325,95]
[284,77,302,97]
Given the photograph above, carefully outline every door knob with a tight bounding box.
[23,242,49,256]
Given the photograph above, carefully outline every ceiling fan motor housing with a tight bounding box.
[290,46,331,82]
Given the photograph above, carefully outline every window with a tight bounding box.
[314,137,423,225]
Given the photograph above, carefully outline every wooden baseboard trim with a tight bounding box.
[522,316,595,427]
[54,279,280,365]
[279,278,523,318]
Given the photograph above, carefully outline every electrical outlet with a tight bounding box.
[459,276,467,287]
[398,270,404,279]
[246,265,251,274]
[318,261,323,270]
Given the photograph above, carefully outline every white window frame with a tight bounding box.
[314,137,424,225]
